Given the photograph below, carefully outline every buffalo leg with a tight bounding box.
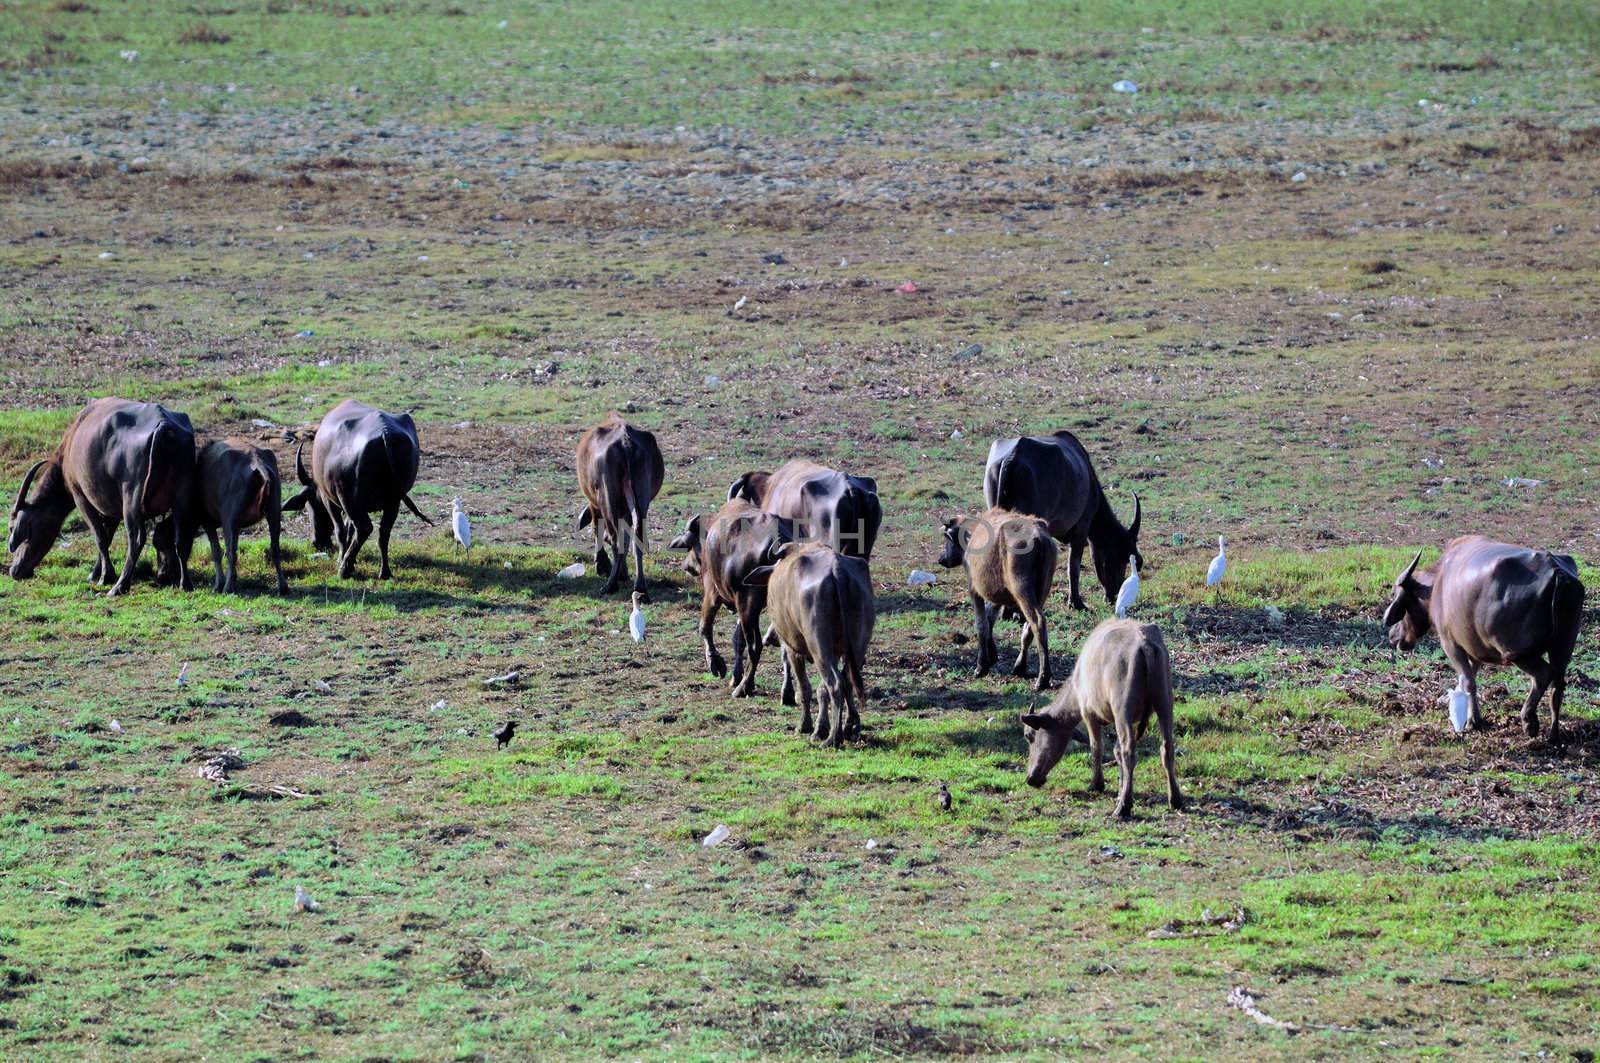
[730,623,746,690]
[376,504,398,579]
[70,488,115,586]
[1550,669,1567,743]
[1113,717,1137,820]
[107,496,146,597]
[699,594,726,679]
[590,510,611,578]
[340,510,373,579]
[1066,541,1088,610]
[779,645,797,707]
[628,512,648,601]
[267,503,288,595]
[1086,719,1105,793]
[818,657,846,748]
[222,522,242,594]
[1019,600,1051,691]
[842,654,864,739]
[731,599,763,698]
[790,651,815,735]
[205,528,225,591]
[1514,655,1550,739]
[600,521,624,595]
[1159,701,1183,811]
[972,595,994,677]
[1442,642,1486,729]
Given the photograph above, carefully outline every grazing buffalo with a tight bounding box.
[9,398,195,596]
[575,412,666,600]
[728,460,881,559]
[281,400,431,578]
[155,439,288,595]
[748,543,875,747]
[1021,618,1182,820]
[937,508,1057,691]
[983,431,1141,610]
[670,499,792,697]
[1384,536,1584,738]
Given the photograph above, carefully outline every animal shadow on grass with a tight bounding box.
[875,591,953,618]
[1179,604,1382,652]
[1210,793,1515,844]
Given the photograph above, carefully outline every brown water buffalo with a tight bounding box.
[728,460,881,559]
[9,398,195,596]
[155,439,288,595]
[1384,535,1584,738]
[983,431,1141,610]
[937,508,1057,691]
[1021,618,1182,820]
[669,499,792,697]
[575,412,666,600]
[747,543,875,747]
[281,400,431,578]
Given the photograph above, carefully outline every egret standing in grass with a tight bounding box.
[629,591,646,642]
[451,497,472,553]
[1115,560,1140,618]
[1206,536,1227,598]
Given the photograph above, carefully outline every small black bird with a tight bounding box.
[493,721,517,750]
[937,782,952,812]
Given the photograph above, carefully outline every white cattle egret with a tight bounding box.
[451,497,471,552]
[630,594,646,643]
[176,662,189,688]
[1115,567,1139,618]
[557,562,585,579]
[1448,688,1470,733]
[1206,536,1227,591]
[293,886,320,913]
[108,719,124,735]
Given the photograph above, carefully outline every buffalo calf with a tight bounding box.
[1021,618,1182,819]
[156,438,287,595]
[937,508,1057,691]
[670,500,791,697]
[576,413,666,600]
[748,543,875,747]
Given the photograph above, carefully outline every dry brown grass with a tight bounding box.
[175,22,232,45]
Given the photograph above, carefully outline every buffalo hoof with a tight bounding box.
[106,583,130,598]
[1169,796,1185,812]
[1524,714,1541,738]
[780,686,797,708]
[732,681,756,699]
[796,719,813,736]
[1069,597,1089,611]
[707,656,727,679]
[1011,663,1033,679]
[594,553,612,577]
[1034,676,1052,693]
[973,664,991,679]
[275,581,289,596]
[1114,804,1133,821]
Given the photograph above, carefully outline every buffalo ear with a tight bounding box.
[1381,597,1407,628]
[1020,713,1052,730]
[745,565,775,588]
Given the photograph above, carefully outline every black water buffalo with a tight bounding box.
[728,460,881,559]
[155,438,288,595]
[670,499,792,697]
[282,400,431,578]
[1384,535,1584,738]
[983,431,1141,610]
[9,398,195,596]
[575,412,666,600]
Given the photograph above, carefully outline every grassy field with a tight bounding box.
[3,1,1600,1059]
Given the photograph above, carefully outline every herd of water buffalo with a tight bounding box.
[4,397,1587,815]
